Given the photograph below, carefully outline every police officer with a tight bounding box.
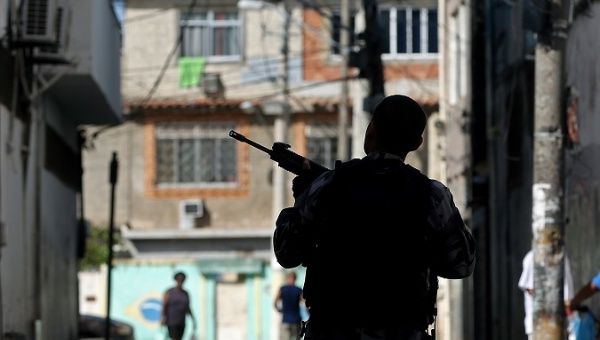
[274,95,477,340]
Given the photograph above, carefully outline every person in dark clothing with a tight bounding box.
[274,95,477,340]
[162,272,196,340]
[275,271,304,340]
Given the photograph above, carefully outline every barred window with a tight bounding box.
[330,7,437,59]
[306,124,351,169]
[180,11,241,61]
[155,123,237,186]
[379,7,437,58]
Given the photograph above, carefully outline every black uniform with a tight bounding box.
[274,152,477,340]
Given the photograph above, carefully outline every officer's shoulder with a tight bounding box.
[429,180,454,203]
[430,179,449,193]
[335,158,362,170]
[331,158,363,177]
[430,179,452,195]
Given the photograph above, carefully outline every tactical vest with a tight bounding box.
[303,156,437,330]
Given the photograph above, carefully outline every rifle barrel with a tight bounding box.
[229,130,272,155]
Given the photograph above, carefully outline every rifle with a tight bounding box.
[228,130,329,182]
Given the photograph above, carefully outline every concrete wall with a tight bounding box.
[0,101,81,339]
[564,2,600,316]
[83,120,277,230]
[0,104,36,339]
[40,168,79,339]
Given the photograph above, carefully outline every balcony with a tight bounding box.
[44,0,122,125]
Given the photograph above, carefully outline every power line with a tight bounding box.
[133,75,358,105]
[122,47,335,91]
[138,0,199,106]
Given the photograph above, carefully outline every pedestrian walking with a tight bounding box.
[275,271,304,340]
[162,272,196,340]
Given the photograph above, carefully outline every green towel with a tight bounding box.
[179,57,206,88]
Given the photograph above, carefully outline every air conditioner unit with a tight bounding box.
[179,200,204,230]
[203,73,225,99]
[21,0,58,44]
[34,4,71,63]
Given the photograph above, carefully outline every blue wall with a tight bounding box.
[110,260,272,340]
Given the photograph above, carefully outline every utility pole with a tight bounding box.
[105,152,119,340]
[361,0,384,114]
[350,0,384,157]
[272,0,292,231]
[337,0,350,161]
[532,1,568,339]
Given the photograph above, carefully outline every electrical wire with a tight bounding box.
[138,0,200,106]
[121,47,335,91]
[135,75,358,105]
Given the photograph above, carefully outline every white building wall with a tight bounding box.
[0,104,35,338]
[79,268,107,316]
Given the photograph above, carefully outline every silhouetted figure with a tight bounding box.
[162,272,196,340]
[275,271,304,340]
[274,95,477,340]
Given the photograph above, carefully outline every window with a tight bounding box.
[330,12,356,55]
[306,124,351,168]
[330,7,437,58]
[378,7,437,58]
[155,122,238,186]
[180,11,241,61]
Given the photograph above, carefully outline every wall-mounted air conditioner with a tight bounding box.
[21,0,58,44]
[35,3,71,63]
[179,200,204,230]
[203,73,225,99]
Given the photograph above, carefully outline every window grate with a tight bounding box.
[155,123,238,185]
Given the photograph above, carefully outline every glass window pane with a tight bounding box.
[219,139,237,182]
[428,9,438,53]
[199,139,216,182]
[177,139,196,183]
[411,9,421,53]
[396,9,407,53]
[308,137,338,168]
[157,140,175,183]
[330,13,356,55]
[213,26,240,56]
[156,123,238,185]
[378,9,391,54]
[212,27,239,56]
[181,11,240,57]
[201,26,211,56]
[214,11,237,20]
[181,12,207,22]
[308,139,327,168]
[331,13,341,55]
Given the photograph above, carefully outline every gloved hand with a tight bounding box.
[292,175,312,199]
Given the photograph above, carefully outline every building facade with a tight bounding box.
[439,0,600,339]
[82,0,440,339]
[0,0,122,338]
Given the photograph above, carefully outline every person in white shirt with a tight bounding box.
[518,250,574,339]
